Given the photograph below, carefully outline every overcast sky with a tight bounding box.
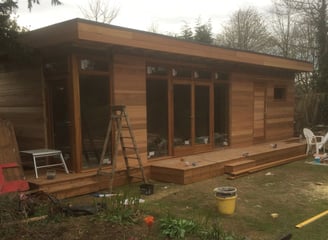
[16,0,273,34]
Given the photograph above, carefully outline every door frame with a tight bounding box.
[171,80,212,156]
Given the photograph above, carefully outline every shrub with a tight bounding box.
[159,215,198,239]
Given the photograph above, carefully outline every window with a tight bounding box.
[43,57,68,76]
[274,87,286,100]
[147,66,168,76]
[194,70,212,80]
[80,58,108,72]
[215,72,229,81]
[172,68,192,79]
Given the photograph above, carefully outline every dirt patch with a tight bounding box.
[301,182,328,200]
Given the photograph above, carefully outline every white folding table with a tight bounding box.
[21,149,69,178]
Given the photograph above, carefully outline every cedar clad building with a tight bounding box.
[0,19,312,174]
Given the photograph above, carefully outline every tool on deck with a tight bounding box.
[97,105,147,193]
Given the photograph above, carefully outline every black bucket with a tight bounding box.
[140,184,154,195]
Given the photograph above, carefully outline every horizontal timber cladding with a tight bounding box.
[229,71,296,146]
[112,54,148,164]
[230,73,254,147]
[265,75,295,140]
[0,68,46,150]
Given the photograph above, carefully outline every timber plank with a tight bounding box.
[224,159,256,173]
[229,154,306,177]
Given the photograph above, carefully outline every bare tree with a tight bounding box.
[269,0,316,61]
[217,7,272,52]
[272,0,328,127]
[148,22,159,33]
[80,0,120,24]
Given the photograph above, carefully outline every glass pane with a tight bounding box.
[147,66,168,76]
[215,72,229,81]
[80,58,108,72]
[214,84,229,147]
[194,70,212,80]
[174,85,191,146]
[173,68,192,79]
[80,75,110,168]
[44,57,68,76]
[146,79,168,158]
[195,85,210,144]
[49,80,71,165]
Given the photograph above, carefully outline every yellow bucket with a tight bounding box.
[214,187,237,215]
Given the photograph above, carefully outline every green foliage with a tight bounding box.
[0,0,20,51]
[159,215,198,239]
[96,192,143,225]
[178,17,213,44]
[27,0,62,10]
[194,17,213,44]
[0,0,62,61]
[180,22,193,41]
[0,194,23,223]
[199,223,245,240]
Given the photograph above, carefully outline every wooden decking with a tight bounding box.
[25,138,307,199]
[150,138,306,184]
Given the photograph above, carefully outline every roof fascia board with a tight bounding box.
[76,21,312,72]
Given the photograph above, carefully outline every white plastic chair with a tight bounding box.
[303,128,326,155]
[317,132,328,152]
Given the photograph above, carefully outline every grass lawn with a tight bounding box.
[2,157,328,239]
[138,157,328,239]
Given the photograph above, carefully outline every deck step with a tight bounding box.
[34,169,143,199]
[40,179,108,199]
[224,159,256,173]
[227,154,306,179]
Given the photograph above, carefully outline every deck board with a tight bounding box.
[24,138,307,199]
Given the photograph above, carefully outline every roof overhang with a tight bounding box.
[22,18,313,72]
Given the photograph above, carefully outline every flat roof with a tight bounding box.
[23,18,313,72]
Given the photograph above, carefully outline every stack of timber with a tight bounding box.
[224,144,306,179]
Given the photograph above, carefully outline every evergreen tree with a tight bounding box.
[193,18,213,44]
[0,0,22,57]
[0,0,61,60]
[179,22,193,41]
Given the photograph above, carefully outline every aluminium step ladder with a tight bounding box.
[97,105,147,193]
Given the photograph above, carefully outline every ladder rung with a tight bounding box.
[124,147,137,150]
[126,156,139,159]
[128,174,143,179]
[98,105,147,191]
